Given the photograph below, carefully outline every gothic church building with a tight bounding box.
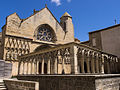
[0,6,120,76]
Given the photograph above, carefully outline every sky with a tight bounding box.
[0,0,120,41]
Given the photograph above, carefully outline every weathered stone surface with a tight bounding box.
[0,60,12,78]
[89,25,120,58]
[17,74,120,90]
[4,79,39,90]
[95,74,120,90]
[0,7,75,76]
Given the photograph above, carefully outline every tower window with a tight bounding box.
[64,22,66,31]
[92,38,96,46]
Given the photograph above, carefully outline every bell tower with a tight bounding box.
[60,12,74,42]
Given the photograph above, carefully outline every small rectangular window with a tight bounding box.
[92,38,96,46]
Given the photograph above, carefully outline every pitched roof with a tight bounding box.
[61,12,72,18]
[5,5,61,27]
[89,24,120,34]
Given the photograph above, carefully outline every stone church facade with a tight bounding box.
[0,6,120,76]
[0,6,75,76]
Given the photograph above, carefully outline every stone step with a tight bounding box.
[0,85,6,88]
[0,83,5,85]
[0,83,5,86]
[0,87,7,90]
[0,80,7,90]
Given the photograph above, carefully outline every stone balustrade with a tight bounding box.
[18,42,120,75]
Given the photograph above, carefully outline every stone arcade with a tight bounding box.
[18,42,119,75]
[1,6,120,90]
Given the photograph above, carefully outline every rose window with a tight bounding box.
[36,24,55,42]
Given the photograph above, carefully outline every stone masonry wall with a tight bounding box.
[17,75,96,90]
[0,60,12,78]
[17,74,120,90]
[95,75,120,90]
[4,79,39,90]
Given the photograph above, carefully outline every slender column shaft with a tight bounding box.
[27,62,29,74]
[24,62,27,74]
[107,61,110,74]
[91,56,95,73]
[28,62,31,74]
[99,57,102,73]
[106,57,110,74]
[23,62,25,74]
[113,61,116,73]
[31,62,32,74]
[33,62,35,74]
[47,59,50,74]
[101,55,105,74]
[36,61,39,74]
[110,60,112,73]
[41,59,44,74]
[115,58,118,73]
[70,46,78,74]
[62,57,64,72]
[18,61,21,75]
[81,55,85,73]
[74,47,78,74]
[34,62,37,74]
[112,61,114,73]
[86,56,90,73]
[96,56,99,73]
[54,58,58,74]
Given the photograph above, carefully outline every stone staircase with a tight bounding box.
[0,80,7,90]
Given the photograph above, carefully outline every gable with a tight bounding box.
[6,8,65,44]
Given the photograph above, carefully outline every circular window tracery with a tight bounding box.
[36,24,56,42]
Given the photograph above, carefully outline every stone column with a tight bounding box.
[115,58,118,73]
[106,56,110,74]
[30,61,32,74]
[101,55,105,74]
[34,61,37,74]
[18,61,21,75]
[99,56,102,73]
[22,61,25,75]
[110,57,113,73]
[86,52,90,73]
[36,61,39,74]
[26,62,29,74]
[81,55,85,73]
[73,46,79,74]
[62,56,65,73]
[96,54,99,73]
[32,61,35,74]
[41,58,44,74]
[24,62,27,75]
[47,59,50,74]
[70,46,78,74]
[91,53,95,73]
[54,58,58,74]
[70,46,74,74]
[28,62,31,74]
